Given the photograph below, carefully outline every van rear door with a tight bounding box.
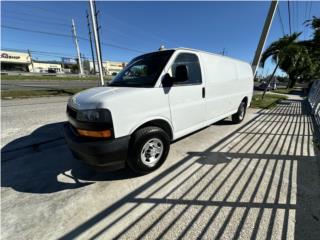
[166,52,206,138]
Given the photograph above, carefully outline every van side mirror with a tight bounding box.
[175,65,188,82]
[162,73,173,87]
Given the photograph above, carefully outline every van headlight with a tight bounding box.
[76,109,112,123]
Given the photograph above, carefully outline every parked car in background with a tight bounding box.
[256,81,277,91]
[64,48,253,174]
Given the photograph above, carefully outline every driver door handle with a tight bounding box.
[202,87,206,98]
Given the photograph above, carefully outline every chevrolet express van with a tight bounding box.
[64,48,253,174]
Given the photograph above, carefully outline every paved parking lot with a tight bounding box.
[1,95,320,239]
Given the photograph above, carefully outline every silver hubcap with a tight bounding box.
[140,138,164,167]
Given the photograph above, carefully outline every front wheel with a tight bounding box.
[127,126,170,174]
[232,101,246,124]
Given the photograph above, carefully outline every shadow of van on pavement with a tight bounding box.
[58,99,320,240]
[1,122,135,194]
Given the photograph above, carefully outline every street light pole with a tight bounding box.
[89,0,104,85]
[251,0,278,77]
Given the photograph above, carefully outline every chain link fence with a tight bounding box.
[308,80,320,129]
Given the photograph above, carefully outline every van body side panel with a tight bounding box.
[201,53,236,121]
[200,52,253,123]
[236,62,254,106]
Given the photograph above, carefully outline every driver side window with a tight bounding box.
[170,53,202,85]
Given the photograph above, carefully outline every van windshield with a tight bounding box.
[108,50,174,87]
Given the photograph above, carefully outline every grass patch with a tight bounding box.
[271,88,293,94]
[1,74,113,81]
[251,93,288,109]
[1,88,87,99]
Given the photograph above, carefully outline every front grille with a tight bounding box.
[67,106,77,119]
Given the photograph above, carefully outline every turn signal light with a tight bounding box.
[77,129,112,138]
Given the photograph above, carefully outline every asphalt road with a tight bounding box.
[1,80,100,91]
[1,95,320,239]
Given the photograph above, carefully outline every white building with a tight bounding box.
[0,50,32,72]
[90,60,127,75]
[29,61,63,73]
[0,50,63,73]
[0,50,125,75]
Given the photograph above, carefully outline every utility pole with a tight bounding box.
[89,0,104,85]
[86,10,96,74]
[222,48,226,56]
[93,0,104,75]
[72,19,84,75]
[27,49,34,72]
[251,0,278,77]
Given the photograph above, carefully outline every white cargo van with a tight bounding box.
[64,48,253,174]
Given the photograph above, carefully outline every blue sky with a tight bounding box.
[1,1,319,76]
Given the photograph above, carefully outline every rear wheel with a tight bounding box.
[232,101,246,124]
[127,126,170,174]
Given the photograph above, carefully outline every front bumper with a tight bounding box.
[64,123,130,170]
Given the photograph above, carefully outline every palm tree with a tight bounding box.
[300,17,320,80]
[260,33,301,98]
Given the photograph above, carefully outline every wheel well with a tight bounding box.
[242,97,248,107]
[135,119,173,140]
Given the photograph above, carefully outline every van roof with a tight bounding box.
[161,47,250,65]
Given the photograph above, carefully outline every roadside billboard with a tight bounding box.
[62,57,77,65]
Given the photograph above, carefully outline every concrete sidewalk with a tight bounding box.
[1,96,320,239]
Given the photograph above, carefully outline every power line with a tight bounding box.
[277,7,285,36]
[31,50,77,57]
[295,1,300,33]
[308,1,313,19]
[100,42,143,53]
[304,1,309,39]
[2,25,75,39]
[2,20,70,34]
[20,2,70,19]
[2,48,75,57]
[306,1,313,39]
[3,15,70,28]
[5,13,165,49]
[287,0,292,35]
[30,53,76,59]
[106,14,180,47]
[1,48,77,59]
[1,39,72,48]
[2,24,145,54]
[4,10,68,24]
[8,2,71,21]
[292,1,296,32]
[304,1,309,21]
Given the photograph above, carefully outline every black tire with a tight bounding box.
[232,101,246,124]
[127,126,170,174]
